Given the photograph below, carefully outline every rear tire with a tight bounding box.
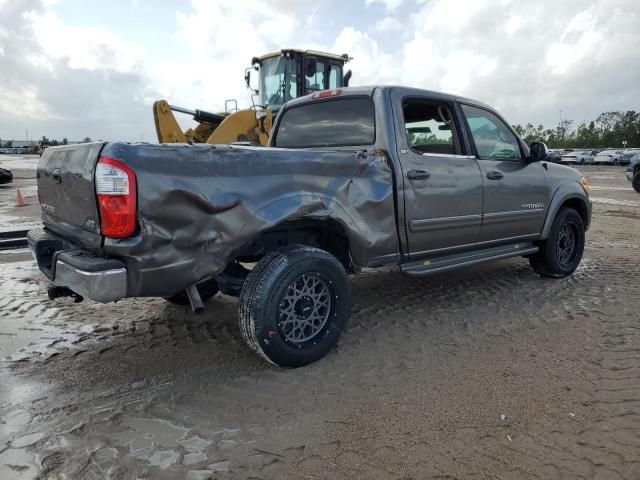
[529,208,585,278]
[239,246,350,367]
[165,279,219,305]
[633,171,640,193]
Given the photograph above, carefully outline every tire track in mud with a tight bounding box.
[0,249,618,479]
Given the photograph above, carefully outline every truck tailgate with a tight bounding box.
[37,142,104,250]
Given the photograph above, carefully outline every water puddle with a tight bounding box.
[590,196,640,207]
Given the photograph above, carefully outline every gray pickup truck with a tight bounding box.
[627,154,640,192]
[29,86,592,367]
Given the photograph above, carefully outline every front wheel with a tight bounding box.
[614,158,620,166]
[529,208,585,278]
[633,171,640,193]
[239,246,350,367]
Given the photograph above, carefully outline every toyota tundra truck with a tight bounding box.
[29,86,592,367]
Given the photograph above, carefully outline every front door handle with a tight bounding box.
[486,170,504,180]
[407,169,431,180]
[52,168,62,184]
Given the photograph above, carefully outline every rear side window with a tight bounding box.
[275,98,375,148]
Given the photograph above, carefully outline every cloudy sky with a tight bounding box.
[0,0,638,142]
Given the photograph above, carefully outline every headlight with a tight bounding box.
[580,176,590,194]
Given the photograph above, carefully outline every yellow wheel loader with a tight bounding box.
[153,49,352,146]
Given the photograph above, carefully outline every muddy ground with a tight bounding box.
[0,161,639,479]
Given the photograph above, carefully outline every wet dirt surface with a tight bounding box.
[0,165,639,479]
[0,154,40,231]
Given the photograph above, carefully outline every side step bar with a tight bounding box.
[401,242,539,277]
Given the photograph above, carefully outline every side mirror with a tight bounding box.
[529,141,549,162]
[244,67,258,94]
[343,69,352,87]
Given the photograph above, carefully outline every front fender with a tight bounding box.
[540,182,591,239]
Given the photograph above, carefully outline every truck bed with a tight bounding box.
[35,141,398,298]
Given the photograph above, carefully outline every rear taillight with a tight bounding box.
[95,156,136,238]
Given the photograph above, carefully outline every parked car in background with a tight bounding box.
[0,167,13,184]
[594,150,623,165]
[546,150,562,163]
[622,148,640,165]
[561,150,594,164]
[627,154,640,193]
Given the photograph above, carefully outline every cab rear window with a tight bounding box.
[274,98,375,148]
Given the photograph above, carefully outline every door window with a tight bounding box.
[403,99,460,155]
[328,64,341,89]
[305,60,325,91]
[461,104,522,159]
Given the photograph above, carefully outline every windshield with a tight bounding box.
[259,56,297,111]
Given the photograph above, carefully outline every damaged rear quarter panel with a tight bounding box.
[100,142,398,297]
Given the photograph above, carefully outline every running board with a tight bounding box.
[401,242,539,277]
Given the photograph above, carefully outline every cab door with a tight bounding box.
[460,103,547,243]
[391,91,484,257]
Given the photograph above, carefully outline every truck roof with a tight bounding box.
[284,85,493,111]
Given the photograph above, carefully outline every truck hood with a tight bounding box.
[544,161,583,182]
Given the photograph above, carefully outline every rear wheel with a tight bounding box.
[239,246,350,367]
[165,279,219,305]
[529,208,585,278]
[633,171,640,193]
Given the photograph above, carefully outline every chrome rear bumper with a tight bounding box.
[53,259,127,303]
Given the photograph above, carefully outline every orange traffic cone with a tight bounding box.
[16,188,26,207]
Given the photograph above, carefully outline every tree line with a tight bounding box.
[513,110,640,149]
[0,136,92,148]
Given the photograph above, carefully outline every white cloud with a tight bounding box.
[365,0,404,10]
[332,28,397,85]
[372,17,402,32]
[1,0,640,142]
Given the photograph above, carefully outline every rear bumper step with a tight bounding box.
[28,228,127,303]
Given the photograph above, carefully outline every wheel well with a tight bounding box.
[561,198,589,228]
[235,218,353,272]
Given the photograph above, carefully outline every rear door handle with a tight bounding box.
[407,170,430,180]
[486,170,504,180]
[52,168,62,183]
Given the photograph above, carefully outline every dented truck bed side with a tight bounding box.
[37,141,399,299]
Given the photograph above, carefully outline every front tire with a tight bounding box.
[633,171,640,193]
[529,208,585,278]
[239,246,350,367]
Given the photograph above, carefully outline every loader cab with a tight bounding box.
[248,49,351,112]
